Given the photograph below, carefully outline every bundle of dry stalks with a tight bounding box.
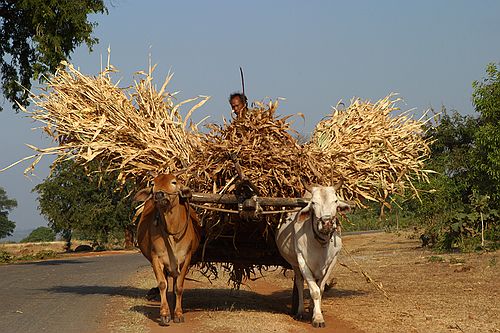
[185,101,313,253]
[4,60,432,209]
[6,61,208,185]
[307,95,433,207]
[186,100,311,198]
[185,95,432,210]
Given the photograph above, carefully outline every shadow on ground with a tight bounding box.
[130,286,368,324]
[43,285,148,298]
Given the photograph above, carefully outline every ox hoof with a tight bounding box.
[312,320,326,328]
[173,315,185,323]
[159,315,171,326]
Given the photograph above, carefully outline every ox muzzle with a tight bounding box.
[153,190,176,209]
[316,214,338,235]
[153,187,191,209]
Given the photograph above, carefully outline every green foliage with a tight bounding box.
[407,64,500,252]
[16,249,58,261]
[342,201,383,231]
[401,110,475,224]
[342,199,415,232]
[0,0,107,111]
[0,186,17,239]
[34,160,136,247]
[0,249,59,263]
[21,226,55,243]
[472,63,500,200]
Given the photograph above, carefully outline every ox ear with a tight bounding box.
[337,200,351,215]
[300,178,313,193]
[295,203,311,224]
[133,187,152,203]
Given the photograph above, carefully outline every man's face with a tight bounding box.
[230,97,245,116]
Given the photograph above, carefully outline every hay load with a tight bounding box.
[306,96,433,207]
[14,61,208,184]
[9,61,434,205]
[186,100,309,198]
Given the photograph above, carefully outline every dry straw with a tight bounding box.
[186,100,308,199]
[306,95,434,207]
[3,60,433,209]
[3,61,209,185]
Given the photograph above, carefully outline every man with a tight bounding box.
[229,92,248,118]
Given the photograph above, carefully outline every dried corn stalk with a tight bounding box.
[4,59,432,209]
[307,94,433,207]
[186,100,311,198]
[8,61,208,185]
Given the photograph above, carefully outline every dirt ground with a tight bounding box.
[105,231,499,333]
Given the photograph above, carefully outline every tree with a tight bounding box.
[407,64,500,251]
[34,160,137,248]
[21,226,55,242]
[0,0,107,111]
[406,110,478,223]
[472,63,500,202]
[0,186,17,239]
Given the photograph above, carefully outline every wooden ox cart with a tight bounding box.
[188,185,309,268]
[173,153,308,271]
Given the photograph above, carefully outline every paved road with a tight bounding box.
[0,252,148,333]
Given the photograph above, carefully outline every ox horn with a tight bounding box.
[300,179,313,194]
[147,170,158,179]
[333,178,344,191]
[173,168,187,177]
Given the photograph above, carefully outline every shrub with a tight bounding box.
[0,249,12,263]
[21,227,56,243]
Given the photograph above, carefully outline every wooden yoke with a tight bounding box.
[190,193,309,208]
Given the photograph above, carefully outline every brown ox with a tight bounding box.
[134,174,201,326]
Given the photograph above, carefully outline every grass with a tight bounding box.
[342,203,416,232]
[488,257,496,267]
[0,249,59,263]
[428,255,445,262]
[449,257,466,264]
[0,240,95,264]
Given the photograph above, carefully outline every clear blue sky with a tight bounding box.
[1,0,499,233]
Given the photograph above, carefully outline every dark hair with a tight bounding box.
[229,92,248,107]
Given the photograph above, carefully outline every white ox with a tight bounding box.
[276,183,350,328]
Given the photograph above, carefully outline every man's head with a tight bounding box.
[229,92,247,118]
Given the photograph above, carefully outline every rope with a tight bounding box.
[341,244,390,300]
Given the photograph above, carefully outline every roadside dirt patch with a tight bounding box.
[105,232,499,333]
[0,240,137,262]
[0,240,96,257]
